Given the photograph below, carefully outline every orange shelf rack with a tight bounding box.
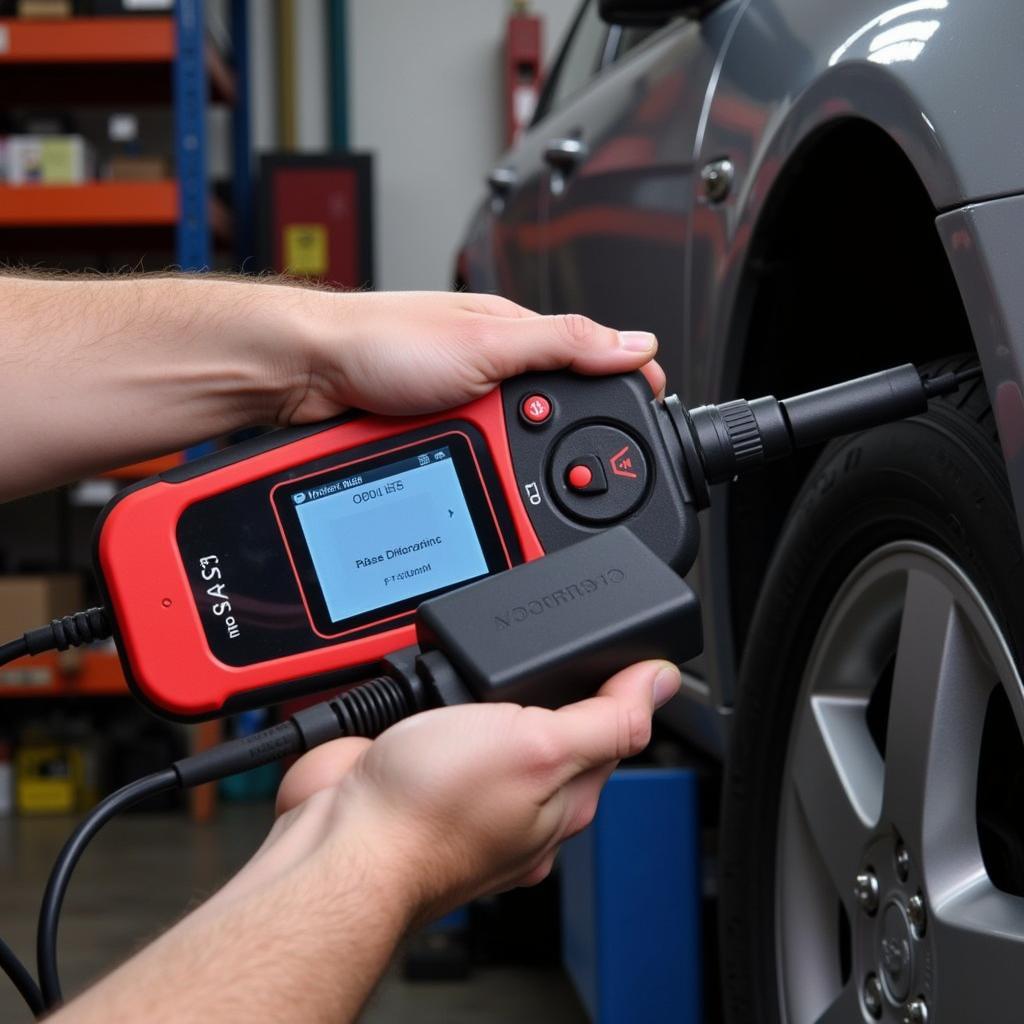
[0,17,235,103]
[0,649,128,699]
[0,16,174,62]
[0,182,233,246]
[0,181,177,226]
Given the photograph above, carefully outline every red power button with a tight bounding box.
[567,464,593,490]
[520,393,552,425]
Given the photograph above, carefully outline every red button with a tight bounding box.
[567,464,593,490]
[520,393,552,424]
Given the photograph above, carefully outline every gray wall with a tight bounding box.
[244,0,581,290]
[348,0,581,290]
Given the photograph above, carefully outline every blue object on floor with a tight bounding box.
[560,767,701,1024]
[431,905,470,931]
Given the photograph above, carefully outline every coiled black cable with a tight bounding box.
[34,672,424,1011]
[37,768,180,1009]
[0,637,28,669]
[921,363,984,398]
[0,610,116,1013]
[0,938,42,1016]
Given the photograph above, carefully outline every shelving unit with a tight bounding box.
[0,3,252,718]
[0,1,251,269]
[0,649,127,699]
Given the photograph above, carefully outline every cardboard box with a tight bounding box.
[17,0,72,18]
[106,155,169,182]
[5,135,92,186]
[0,575,83,640]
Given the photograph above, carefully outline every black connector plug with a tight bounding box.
[23,607,111,656]
[173,527,699,786]
[175,674,431,788]
[416,526,701,708]
[676,362,983,496]
[0,606,114,674]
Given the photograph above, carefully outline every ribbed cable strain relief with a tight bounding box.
[716,399,763,470]
[24,607,112,654]
[328,675,416,739]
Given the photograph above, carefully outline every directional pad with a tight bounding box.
[550,425,648,524]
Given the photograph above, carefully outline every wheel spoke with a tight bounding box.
[812,980,860,1024]
[791,694,881,901]
[932,876,1024,1020]
[882,568,993,871]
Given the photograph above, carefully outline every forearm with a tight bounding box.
[0,277,664,501]
[0,274,331,500]
[51,804,415,1024]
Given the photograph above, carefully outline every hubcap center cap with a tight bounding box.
[879,901,914,1002]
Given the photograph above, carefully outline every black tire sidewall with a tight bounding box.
[718,404,1024,1024]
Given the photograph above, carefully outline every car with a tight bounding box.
[455,1,1024,1021]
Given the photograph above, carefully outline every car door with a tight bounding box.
[535,8,736,392]
[479,1,613,311]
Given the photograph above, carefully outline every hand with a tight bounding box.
[278,290,665,422]
[87,660,680,1024]
[272,660,681,922]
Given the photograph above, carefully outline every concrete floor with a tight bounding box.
[0,803,586,1023]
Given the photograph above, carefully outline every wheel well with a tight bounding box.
[728,119,975,654]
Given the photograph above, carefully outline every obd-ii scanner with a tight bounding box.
[0,358,981,1014]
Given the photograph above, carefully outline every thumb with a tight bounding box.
[481,313,658,379]
[276,736,372,816]
[546,660,681,781]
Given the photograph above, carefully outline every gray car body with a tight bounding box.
[458,0,1024,757]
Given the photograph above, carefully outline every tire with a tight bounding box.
[718,356,1024,1024]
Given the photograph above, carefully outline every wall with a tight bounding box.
[348,0,581,290]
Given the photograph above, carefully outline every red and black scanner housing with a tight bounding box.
[93,371,700,720]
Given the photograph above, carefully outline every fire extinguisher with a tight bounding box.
[506,1,543,146]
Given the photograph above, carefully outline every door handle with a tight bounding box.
[487,166,518,196]
[543,137,587,170]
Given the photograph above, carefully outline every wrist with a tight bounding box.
[182,278,344,428]
[135,277,348,430]
[210,786,426,931]
[241,282,357,427]
[317,787,434,927]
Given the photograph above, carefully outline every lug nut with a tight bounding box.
[903,997,929,1024]
[907,892,927,934]
[854,870,880,915]
[863,973,883,1019]
[895,841,911,881]
[700,158,734,203]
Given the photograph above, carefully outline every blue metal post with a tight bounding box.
[177,0,214,458]
[230,0,254,268]
[561,768,702,1024]
[174,0,210,271]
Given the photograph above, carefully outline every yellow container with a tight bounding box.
[16,745,83,815]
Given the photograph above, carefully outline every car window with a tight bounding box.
[533,1,609,124]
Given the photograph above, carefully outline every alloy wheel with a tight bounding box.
[775,541,1024,1023]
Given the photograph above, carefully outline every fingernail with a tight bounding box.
[653,664,681,709]
[619,330,657,353]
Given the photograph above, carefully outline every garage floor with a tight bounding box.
[0,804,586,1023]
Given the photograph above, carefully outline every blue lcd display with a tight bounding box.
[292,446,489,624]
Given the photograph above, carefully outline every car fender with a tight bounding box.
[667,0,1024,754]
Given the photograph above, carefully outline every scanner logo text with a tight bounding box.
[494,568,625,630]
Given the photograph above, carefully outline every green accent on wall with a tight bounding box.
[329,0,350,150]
